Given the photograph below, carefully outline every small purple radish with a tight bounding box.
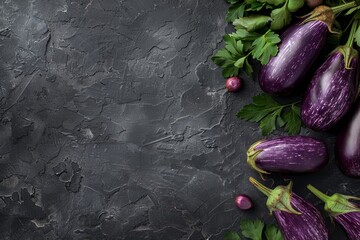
[235,194,253,210]
[226,77,242,92]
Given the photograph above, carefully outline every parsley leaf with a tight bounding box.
[283,105,301,135]
[227,3,246,22]
[240,219,264,240]
[224,231,241,240]
[212,35,247,77]
[265,225,284,240]
[230,29,261,41]
[234,15,272,31]
[226,0,241,4]
[237,93,301,135]
[252,30,280,64]
[260,0,286,6]
[287,0,304,13]
[270,4,291,30]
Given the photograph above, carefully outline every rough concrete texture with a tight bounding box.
[0,0,359,239]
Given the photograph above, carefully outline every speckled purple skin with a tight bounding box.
[254,136,328,173]
[274,193,328,240]
[335,101,360,177]
[259,20,328,95]
[333,210,360,240]
[301,52,359,131]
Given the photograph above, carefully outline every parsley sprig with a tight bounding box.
[224,219,283,240]
[213,0,304,78]
[237,94,301,135]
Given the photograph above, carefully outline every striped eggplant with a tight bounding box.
[250,177,328,240]
[301,46,359,131]
[258,6,334,95]
[308,185,360,240]
[335,100,360,177]
[247,136,328,174]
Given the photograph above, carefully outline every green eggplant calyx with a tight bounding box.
[247,140,269,174]
[335,46,358,70]
[303,5,334,30]
[307,185,360,216]
[249,177,301,215]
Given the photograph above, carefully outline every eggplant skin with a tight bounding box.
[274,193,328,240]
[301,52,359,131]
[335,101,360,177]
[258,20,328,95]
[252,136,328,173]
[334,211,360,240]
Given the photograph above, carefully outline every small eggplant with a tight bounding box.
[307,185,360,240]
[335,100,360,177]
[250,178,328,240]
[259,6,334,95]
[301,46,359,131]
[247,136,328,174]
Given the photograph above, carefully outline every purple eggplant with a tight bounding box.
[308,185,360,240]
[247,136,328,174]
[301,47,359,131]
[259,6,334,95]
[250,177,328,240]
[335,100,360,177]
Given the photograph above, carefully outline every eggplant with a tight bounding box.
[258,6,334,95]
[335,100,360,177]
[301,47,359,131]
[307,185,360,240]
[250,177,328,240]
[247,136,328,174]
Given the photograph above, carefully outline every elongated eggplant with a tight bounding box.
[308,185,360,240]
[258,6,334,95]
[335,100,360,177]
[247,136,328,174]
[301,47,359,131]
[250,178,328,240]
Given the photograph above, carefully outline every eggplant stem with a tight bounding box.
[345,19,359,48]
[332,1,357,14]
[307,184,331,203]
[249,177,272,197]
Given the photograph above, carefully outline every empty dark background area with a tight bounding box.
[0,0,358,239]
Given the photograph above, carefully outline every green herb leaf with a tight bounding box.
[265,225,284,240]
[270,4,291,30]
[252,30,280,64]
[226,0,240,4]
[244,58,253,76]
[287,0,304,13]
[237,94,301,135]
[227,3,246,22]
[283,105,301,135]
[234,15,272,31]
[230,29,261,41]
[260,0,286,6]
[240,219,264,240]
[345,6,360,15]
[224,231,241,240]
[248,1,267,11]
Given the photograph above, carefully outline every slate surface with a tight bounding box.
[0,0,359,239]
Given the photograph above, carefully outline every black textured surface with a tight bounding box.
[0,1,359,239]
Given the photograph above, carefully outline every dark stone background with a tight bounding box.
[0,0,359,239]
